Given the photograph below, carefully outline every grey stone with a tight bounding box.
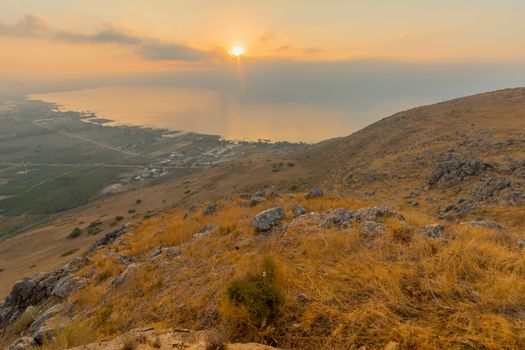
[428,158,491,187]
[305,187,324,199]
[51,276,89,299]
[88,225,128,253]
[252,207,285,232]
[192,224,218,241]
[422,224,445,238]
[8,337,37,350]
[293,205,308,218]
[468,220,505,230]
[241,195,265,207]
[203,203,218,215]
[359,221,388,239]
[471,177,511,201]
[296,293,310,304]
[321,208,354,228]
[149,246,181,260]
[109,264,138,290]
[353,207,397,221]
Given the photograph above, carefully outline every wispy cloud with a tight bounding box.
[0,15,219,62]
[0,14,50,37]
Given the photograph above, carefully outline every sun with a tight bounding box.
[230,45,245,57]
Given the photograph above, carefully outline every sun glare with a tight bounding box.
[230,45,245,57]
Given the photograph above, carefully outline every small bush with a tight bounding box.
[136,199,142,205]
[95,269,113,283]
[115,216,124,222]
[67,227,82,239]
[88,220,101,228]
[61,248,79,257]
[225,257,284,326]
[128,209,136,214]
[0,268,4,272]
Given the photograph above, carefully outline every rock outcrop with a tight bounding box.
[428,158,491,187]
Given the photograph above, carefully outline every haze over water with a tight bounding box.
[32,86,352,143]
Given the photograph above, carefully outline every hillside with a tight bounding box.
[303,88,525,220]
[1,88,525,349]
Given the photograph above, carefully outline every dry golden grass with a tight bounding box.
[48,193,525,349]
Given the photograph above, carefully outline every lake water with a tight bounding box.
[31,86,355,143]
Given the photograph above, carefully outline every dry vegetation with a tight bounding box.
[32,193,525,350]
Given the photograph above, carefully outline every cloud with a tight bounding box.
[0,15,217,62]
[0,14,50,36]
[56,27,142,45]
[55,26,215,61]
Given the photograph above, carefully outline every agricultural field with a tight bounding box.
[0,99,303,239]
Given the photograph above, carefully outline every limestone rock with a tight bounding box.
[252,207,285,232]
[203,203,218,215]
[293,205,308,218]
[51,275,89,299]
[8,337,37,350]
[88,225,128,253]
[305,187,324,199]
[321,208,354,228]
[360,221,388,239]
[422,224,445,238]
[193,224,218,241]
[468,220,505,230]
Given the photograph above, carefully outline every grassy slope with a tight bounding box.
[34,193,525,350]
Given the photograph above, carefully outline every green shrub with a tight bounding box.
[226,257,284,325]
[0,268,4,272]
[136,199,142,205]
[128,209,136,214]
[115,216,124,222]
[67,227,82,239]
[61,248,79,257]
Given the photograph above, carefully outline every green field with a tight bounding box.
[0,166,121,215]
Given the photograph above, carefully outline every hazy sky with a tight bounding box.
[1,1,524,139]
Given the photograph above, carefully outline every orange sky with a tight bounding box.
[1,0,524,81]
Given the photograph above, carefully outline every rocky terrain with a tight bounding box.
[1,88,525,349]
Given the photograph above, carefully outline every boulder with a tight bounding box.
[51,275,89,299]
[321,208,354,228]
[203,203,218,215]
[422,224,445,238]
[353,207,397,221]
[252,208,285,232]
[29,303,65,336]
[296,294,310,304]
[109,264,138,291]
[468,220,505,230]
[241,195,265,207]
[293,205,308,218]
[29,303,67,344]
[305,187,324,199]
[192,224,218,241]
[8,337,37,350]
[149,246,181,260]
[359,221,388,239]
[88,225,128,253]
